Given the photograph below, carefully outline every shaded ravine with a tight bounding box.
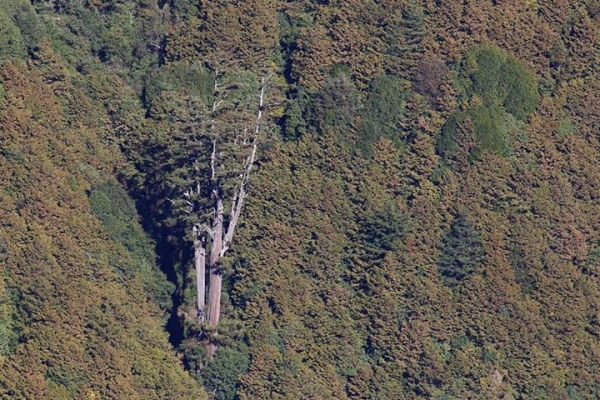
[127,187,190,349]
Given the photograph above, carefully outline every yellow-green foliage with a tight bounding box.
[438,45,539,162]
[0,8,27,60]
[88,181,174,313]
[464,45,540,120]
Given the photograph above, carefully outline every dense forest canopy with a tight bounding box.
[2,0,600,399]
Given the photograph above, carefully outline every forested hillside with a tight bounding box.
[2,0,600,398]
[0,0,205,397]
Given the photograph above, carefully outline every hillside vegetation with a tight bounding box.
[3,0,600,399]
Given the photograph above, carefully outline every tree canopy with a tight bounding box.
[4,0,600,398]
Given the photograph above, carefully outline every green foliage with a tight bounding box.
[510,244,536,295]
[0,51,204,397]
[566,385,585,400]
[45,364,88,398]
[0,236,6,264]
[360,200,407,259]
[0,313,17,358]
[556,118,575,136]
[359,75,412,157]
[201,343,251,400]
[385,0,426,76]
[500,57,540,120]
[5,0,600,398]
[12,2,45,50]
[31,0,165,93]
[167,0,198,22]
[438,105,516,162]
[144,62,214,109]
[439,45,539,163]
[585,244,600,269]
[549,39,567,71]
[81,4,160,67]
[436,111,467,161]
[0,11,26,60]
[400,1,425,49]
[0,276,18,358]
[89,181,173,312]
[481,346,498,364]
[278,10,313,80]
[468,104,511,159]
[438,214,485,286]
[463,45,539,120]
[466,45,507,105]
[281,86,310,140]
[313,72,359,134]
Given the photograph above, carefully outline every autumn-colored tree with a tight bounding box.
[6,0,600,398]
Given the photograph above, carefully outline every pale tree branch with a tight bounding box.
[220,75,267,257]
[210,139,217,182]
[195,223,215,239]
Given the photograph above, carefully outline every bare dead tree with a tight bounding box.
[192,71,222,325]
[182,72,272,358]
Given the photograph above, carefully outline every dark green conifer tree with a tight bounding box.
[361,200,406,260]
[438,213,485,286]
[359,75,412,157]
[385,0,426,76]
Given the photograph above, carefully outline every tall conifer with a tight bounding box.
[438,213,486,286]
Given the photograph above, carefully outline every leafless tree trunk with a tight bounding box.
[194,233,206,323]
[207,198,223,312]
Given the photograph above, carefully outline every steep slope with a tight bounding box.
[5,0,600,398]
[0,39,204,400]
[149,1,600,399]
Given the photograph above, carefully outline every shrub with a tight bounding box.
[436,111,469,161]
[361,200,407,259]
[359,75,412,157]
[464,45,539,121]
[200,343,251,400]
[437,45,538,163]
[469,104,510,158]
[0,278,18,357]
[467,45,508,106]
[501,57,540,120]
[12,2,45,51]
[313,72,359,134]
[144,62,214,109]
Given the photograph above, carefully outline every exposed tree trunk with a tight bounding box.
[194,234,206,323]
[207,198,224,357]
